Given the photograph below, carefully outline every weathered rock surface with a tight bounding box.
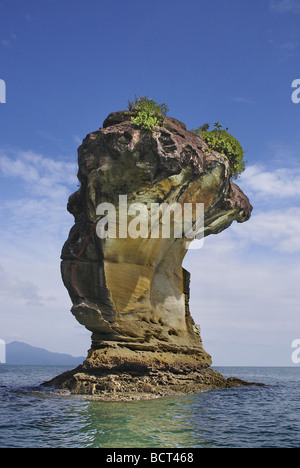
[44,111,257,398]
[44,346,264,401]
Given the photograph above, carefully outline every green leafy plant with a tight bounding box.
[192,122,247,179]
[128,96,169,130]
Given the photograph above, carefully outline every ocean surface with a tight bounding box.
[0,365,299,448]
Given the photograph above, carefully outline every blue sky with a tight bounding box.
[0,0,300,365]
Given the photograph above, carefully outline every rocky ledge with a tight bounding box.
[44,345,263,401]
[43,111,261,399]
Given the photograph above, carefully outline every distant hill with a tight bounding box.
[6,341,85,365]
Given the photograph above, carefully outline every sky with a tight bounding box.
[0,0,300,365]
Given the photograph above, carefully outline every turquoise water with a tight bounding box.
[0,366,300,448]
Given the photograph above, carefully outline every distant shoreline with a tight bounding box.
[4,341,85,366]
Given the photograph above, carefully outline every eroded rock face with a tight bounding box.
[44,111,253,398]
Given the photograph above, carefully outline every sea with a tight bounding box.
[0,365,299,448]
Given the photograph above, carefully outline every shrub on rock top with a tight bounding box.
[128,96,169,130]
[192,122,247,179]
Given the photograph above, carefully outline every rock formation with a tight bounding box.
[44,111,257,399]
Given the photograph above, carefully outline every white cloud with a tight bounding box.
[0,149,78,246]
[184,226,300,365]
[232,207,300,253]
[239,164,300,199]
[269,0,300,13]
[279,41,298,51]
[0,265,45,307]
[0,148,92,354]
[73,134,83,145]
[235,164,300,253]
[0,148,79,257]
[0,149,77,197]
[0,33,17,48]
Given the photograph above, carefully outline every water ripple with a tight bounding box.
[0,366,300,448]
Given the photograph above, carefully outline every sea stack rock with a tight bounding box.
[44,111,253,399]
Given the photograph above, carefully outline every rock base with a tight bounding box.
[43,345,264,401]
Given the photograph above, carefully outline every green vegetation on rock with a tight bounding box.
[128,96,169,130]
[192,122,247,179]
[127,96,246,178]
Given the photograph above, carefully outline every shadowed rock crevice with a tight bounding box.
[43,111,258,399]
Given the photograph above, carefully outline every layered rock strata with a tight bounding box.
[44,111,255,399]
